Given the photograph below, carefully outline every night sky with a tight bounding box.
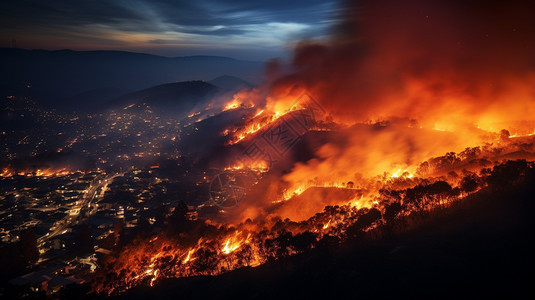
[0,0,339,60]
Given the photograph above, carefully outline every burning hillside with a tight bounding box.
[91,136,535,295]
[88,0,535,296]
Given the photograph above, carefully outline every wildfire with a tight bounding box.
[91,147,535,295]
[283,186,306,200]
[89,0,535,296]
[150,270,158,287]
[183,249,195,264]
[187,111,200,118]
[225,111,290,145]
[390,168,414,179]
[509,131,535,139]
[224,160,269,172]
[282,182,355,201]
[223,100,240,111]
[221,90,326,145]
[35,168,69,177]
[254,109,264,118]
[0,167,78,177]
[221,232,248,255]
[222,95,255,112]
[349,195,369,209]
[1,168,13,177]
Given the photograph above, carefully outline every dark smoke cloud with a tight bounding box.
[271,0,535,127]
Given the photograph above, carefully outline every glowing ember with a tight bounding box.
[183,249,195,264]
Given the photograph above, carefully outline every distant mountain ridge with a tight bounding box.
[0,48,264,111]
[209,75,254,91]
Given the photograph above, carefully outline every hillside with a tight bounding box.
[112,175,534,299]
[106,81,220,116]
[209,75,253,91]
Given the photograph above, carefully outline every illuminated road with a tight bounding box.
[37,172,123,245]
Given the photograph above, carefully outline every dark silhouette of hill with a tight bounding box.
[111,170,534,300]
[209,75,253,91]
[0,48,263,111]
[66,87,132,110]
[105,81,220,117]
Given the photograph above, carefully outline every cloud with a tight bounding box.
[0,0,338,58]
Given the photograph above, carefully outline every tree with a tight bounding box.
[428,181,452,195]
[427,181,453,205]
[165,200,189,236]
[291,231,316,253]
[19,228,39,265]
[136,217,151,236]
[487,160,532,189]
[458,147,481,161]
[192,247,219,275]
[460,173,479,193]
[384,202,402,221]
[74,224,94,255]
[346,208,382,238]
[355,208,382,230]
[113,220,125,246]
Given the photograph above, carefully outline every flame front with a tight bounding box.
[0,167,82,177]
